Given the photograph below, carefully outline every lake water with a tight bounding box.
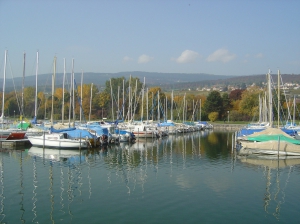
[0,131,300,224]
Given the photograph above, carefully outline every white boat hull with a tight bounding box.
[28,134,89,149]
[239,140,300,156]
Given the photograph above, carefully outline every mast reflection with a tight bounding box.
[239,155,300,220]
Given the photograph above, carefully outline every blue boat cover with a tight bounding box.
[50,127,76,133]
[31,116,37,124]
[237,128,265,137]
[281,128,297,136]
[237,127,297,138]
[197,121,209,125]
[86,125,109,135]
[65,129,95,138]
[158,122,175,127]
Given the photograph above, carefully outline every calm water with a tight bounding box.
[0,131,300,224]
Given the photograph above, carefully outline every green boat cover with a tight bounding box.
[247,134,300,145]
[17,122,30,130]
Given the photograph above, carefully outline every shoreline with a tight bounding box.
[212,123,244,130]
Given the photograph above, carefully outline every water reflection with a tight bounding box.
[19,150,25,223]
[239,155,300,220]
[0,155,4,223]
[0,131,299,223]
[32,150,37,223]
[28,147,86,223]
[28,147,85,164]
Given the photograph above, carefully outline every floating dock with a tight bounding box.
[0,139,31,148]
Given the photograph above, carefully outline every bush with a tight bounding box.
[208,112,219,122]
[228,110,251,121]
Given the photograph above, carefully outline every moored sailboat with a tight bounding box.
[0,50,26,140]
[27,56,90,149]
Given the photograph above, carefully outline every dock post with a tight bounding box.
[277,135,280,158]
[231,133,234,152]
[234,131,237,148]
[79,132,81,151]
[43,131,45,149]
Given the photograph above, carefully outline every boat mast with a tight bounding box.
[293,95,296,126]
[117,85,120,120]
[62,58,66,124]
[134,79,137,121]
[51,56,57,127]
[268,70,273,127]
[277,70,280,128]
[89,83,93,122]
[200,98,201,122]
[80,70,83,124]
[34,51,39,121]
[122,79,125,120]
[146,88,148,123]
[157,90,160,122]
[152,92,154,121]
[183,93,186,123]
[110,79,114,121]
[68,59,73,127]
[72,59,75,127]
[128,75,131,122]
[21,52,26,120]
[1,50,7,122]
[141,77,145,121]
[171,90,173,121]
[165,96,168,122]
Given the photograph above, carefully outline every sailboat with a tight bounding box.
[0,50,26,140]
[27,57,90,149]
[238,70,300,156]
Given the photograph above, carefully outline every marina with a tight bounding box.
[0,130,299,223]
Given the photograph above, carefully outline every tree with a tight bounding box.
[208,112,219,122]
[104,77,126,95]
[222,93,232,114]
[229,89,244,101]
[203,91,223,117]
[239,86,263,116]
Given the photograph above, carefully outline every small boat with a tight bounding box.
[0,129,26,140]
[27,132,90,149]
[238,128,300,156]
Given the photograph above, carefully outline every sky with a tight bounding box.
[0,0,300,78]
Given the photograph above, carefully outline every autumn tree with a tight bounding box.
[229,89,244,101]
[239,86,263,116]
[208,112,219,122]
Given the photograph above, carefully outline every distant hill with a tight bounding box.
[1,71,231,92]
[1,71,299,92]
[160,73,300,91]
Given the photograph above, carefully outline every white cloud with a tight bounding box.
[174,50,199,63]
[255,53,263,58]
[207,48,236,63]
[123,56,133,62]
[138,54,153,64]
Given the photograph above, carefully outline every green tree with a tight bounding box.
[222,93,232,116]
[203,91,223,118]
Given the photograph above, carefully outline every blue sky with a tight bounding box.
[1,0,300,77]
